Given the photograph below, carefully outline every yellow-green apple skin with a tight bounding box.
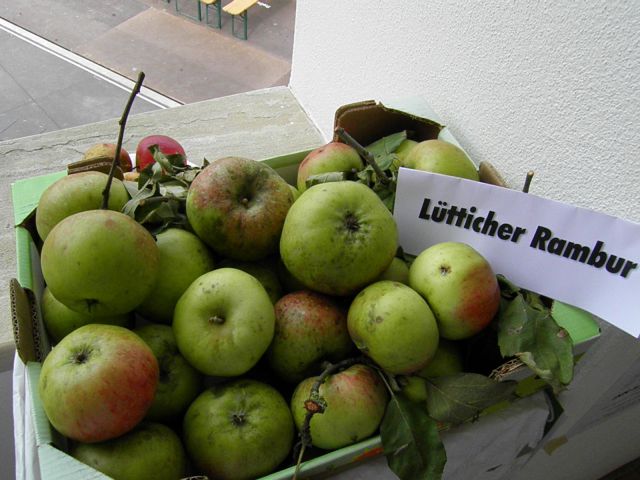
[41,210,160,316]
[35,171,129,241]
[289,184,301,202]
[267,290,354,383]
[137,228,215,324]
[400,376,429,403]
[280,181,398,296]
[82,143,133,172]
[133,324,203,421]
[172,268,275,377]
[409,242,500,340]
[296,142,363,192]
[418,339,465,378]
[186,156,294,261]
[218,257,282,305]
[402,139,479,181]
[70,422,187,480]
[38,324,159,443]
[183,379,294,480]
[377,257,410,284]
[347,281,440,374]
[395,139,418,163]
[290,364,388,450]
[41,287,133,343]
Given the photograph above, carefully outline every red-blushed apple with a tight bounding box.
[172,268,275,377]
[296,142,363,192]
[347,281,440,375]
[290,364,389,450]
[38,324,159,443]
[409,242,500,340]
[41,287,133,343]
[267,290,354,383]
[35,171,129,241]
[133,324,203,421]
[136,228,215,324]
[186,156,294,261]
[135,134,186,171]
[40,210,160,316]
[183,379,294,480]
[82,143,133,172]
[402,139,479,181]
[280,181,398,296]
[70,422,187,480]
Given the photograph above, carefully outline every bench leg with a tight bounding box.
[231,10,249,40]
[205,1,222,29]
[175,0,202,21]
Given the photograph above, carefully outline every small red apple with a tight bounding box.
[135,134,187,171]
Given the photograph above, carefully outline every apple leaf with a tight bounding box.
[496,276,574,392]
[305,171,353,189]
[380,394,446,480]
[365,130,407,169]
[425,373,517,425]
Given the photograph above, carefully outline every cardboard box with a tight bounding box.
[11,101,601,480]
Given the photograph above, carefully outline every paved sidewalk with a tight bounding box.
[0,0,295,141]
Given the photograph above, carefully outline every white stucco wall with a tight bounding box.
[289,0,640,224]
[289,2,640,478]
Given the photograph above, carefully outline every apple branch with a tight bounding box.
[101,72,146,210]
[335,127,390,185]
[522,170,534,193]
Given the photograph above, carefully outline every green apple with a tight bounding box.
[291,364,388,450]
[186,156,293,261]
[70,422,187,480]
[137,228,215,324]
[183,379,294,480]
[418,339,465,378]
[41,210,160,316]
[409,242,500,340]
[133,324,203,421]
[376,256,410,284]
[296,142,363,192]
[289,184,301,202]
[172,268,275,376]
[267,290,354,383]
[280,181,398,296]
[41,287,133,343]
[400,375,429,403]
[218,257,282,304]
[402,139,479,181]
[347,280,439,374]
[35,171,129,241]
[39,324,159,443]
[395,139,418,163]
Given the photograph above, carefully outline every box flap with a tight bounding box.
[11,171,66,227]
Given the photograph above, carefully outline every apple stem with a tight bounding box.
[335,127,390,185]
[101,71,146,210]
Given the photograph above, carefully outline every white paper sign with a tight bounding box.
[393,167,640,338]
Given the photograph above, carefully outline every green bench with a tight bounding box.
[223,0,261,40]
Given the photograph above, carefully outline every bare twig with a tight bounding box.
[101,72,146,209]
[522,171,534,194]
[335,127,390,185]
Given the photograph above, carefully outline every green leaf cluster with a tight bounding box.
[122,146,205,234]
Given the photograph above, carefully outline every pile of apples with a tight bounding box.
[35,133,500,480]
